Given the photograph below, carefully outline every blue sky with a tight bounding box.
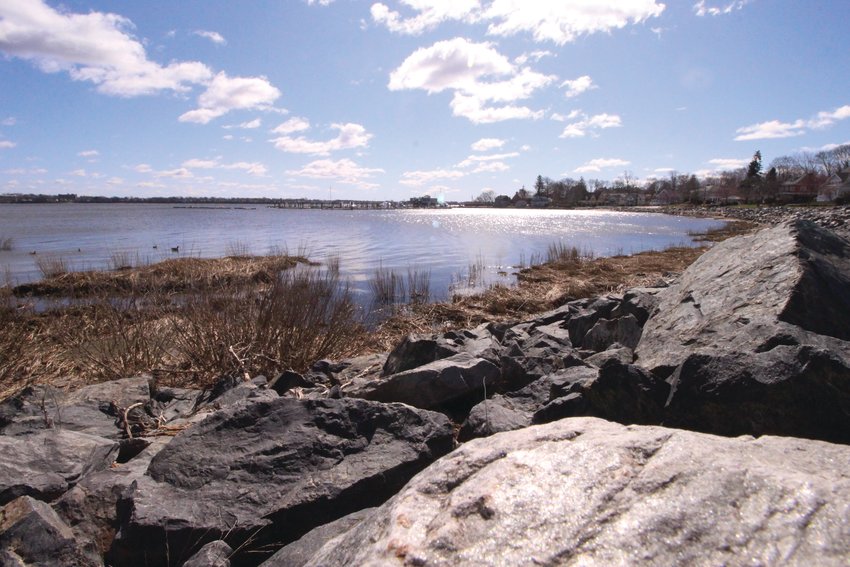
[0,0,848,201]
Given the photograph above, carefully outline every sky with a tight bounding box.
[0,0,849,202]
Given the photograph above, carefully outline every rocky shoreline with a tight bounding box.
[2,216,850,565]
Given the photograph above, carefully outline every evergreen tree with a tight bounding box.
[534,175,546,196]
[747,150,763,179]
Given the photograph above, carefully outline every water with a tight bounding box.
[0,204,725,300]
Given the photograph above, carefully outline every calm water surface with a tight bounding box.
[0,204,724,300]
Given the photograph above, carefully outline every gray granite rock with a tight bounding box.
[0,429,118,505]
[303,417,850,566]
[110,397,453,566]
[0,496,102,566]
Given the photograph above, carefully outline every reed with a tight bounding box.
[35,254,69,279]
[370,264,405,305]
[226,240,252,257]
[0,236,12,252]
[407,267,431,304]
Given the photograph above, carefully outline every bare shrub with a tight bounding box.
[62,296,174,382]
[169,266,365,382]
[0,237,13,252]
[35,254,69,278]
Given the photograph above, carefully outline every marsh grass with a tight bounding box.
[226,240,252,257]
[13,254,309,297]
[35,254,69,279]
[407,267,431,304]
[370,264,405,305]
[0,252,365,397]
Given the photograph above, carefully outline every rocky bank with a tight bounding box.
[1,218,849,566]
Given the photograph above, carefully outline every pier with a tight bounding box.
[270,199,403,210]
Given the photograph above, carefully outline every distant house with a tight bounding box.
[494,195,512,208]
[818,168,850,202]
[778,173,820,203]
[530,194,551,208]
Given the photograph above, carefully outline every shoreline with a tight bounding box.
[2,205,847,399]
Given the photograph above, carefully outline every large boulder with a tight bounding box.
[637,220,850,375]
[635,220,850,443]
[303,417,850,566]
[0,496,101,566]
[382,324,501,376]
[344,353,501,410]
[110,397,453,566]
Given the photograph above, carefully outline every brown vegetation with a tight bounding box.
[0,255,367,400]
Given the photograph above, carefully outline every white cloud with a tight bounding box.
[286,158,384,189]
[0,0,213,96]
[307,0,335,5]
[236,118,262,129]
[155,168,193,178]
[551,109,582,122]
[182,158,268,176]
[733,104,850,141]
[370,1,480,35]
[809,105,850,129]
[693,1,751,17]
[1,117,15,126]
[473,161,509,173]
[471,138,505,151]
[560,112,622,138]
[107,176,123,185]
[0,140,15,149]
[179,72,281,124]
[561,75,596,98]
[734,120,805,141]
[399,169,466,187]
[194,30,227,45]
[457,151,519,168]
[514,50,553,65]
[272,123,372,155]
[371,1,665,44]
[70,168,87,177]
[708,158,748,170]
[272,117,311,135]
[574,158,630,173]
[389,38,554,123]
[78,149,99,157]
[134,163,153,173]
[483,1,665,44]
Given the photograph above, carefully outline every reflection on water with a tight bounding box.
[0,204,725,300]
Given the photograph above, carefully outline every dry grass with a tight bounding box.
[12,254,309,297]
[0,255,365,399]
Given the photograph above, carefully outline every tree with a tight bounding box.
[747,150,763,179]
[474,189,495,203]
[534,175,546,196]
[741,150,763,203]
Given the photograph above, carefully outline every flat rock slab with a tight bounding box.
[0,430,118,505]
[0,375,152,439]
[344,353,501,410]
[304,417,850,566]
[637,220,850,374]
[111,397,453,566]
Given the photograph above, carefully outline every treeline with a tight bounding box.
[477,144,850,207]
